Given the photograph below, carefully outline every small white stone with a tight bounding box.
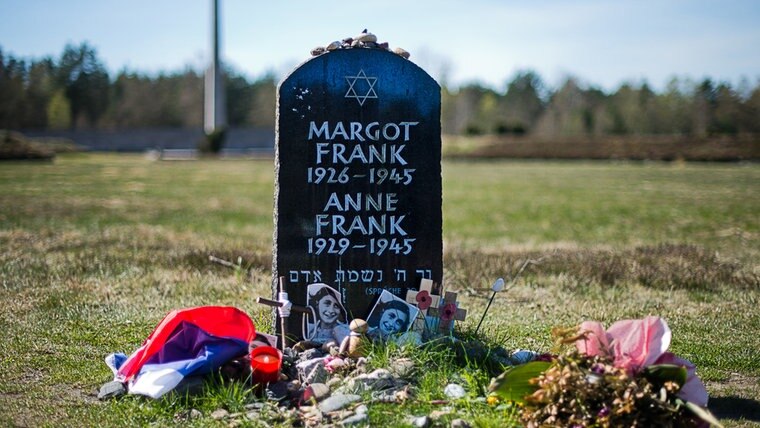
[341,413,368,426]
[443,383,466,400]
[451,418,472,428]
[393,47,410,59]
[326,41,341,51]
[318,394,361,413]
[412,415,431,428]
[326,357,347,370]
[355,32,377,43]
[210,408,229,420]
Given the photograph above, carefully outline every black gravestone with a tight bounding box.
[274,47,441,343]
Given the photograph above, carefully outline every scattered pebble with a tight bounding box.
[412,415,431,427]
[327,376,343,389]
[318,394,362,413]
[355,32,378,43]
[300,405,324,425]
[302,382,331,403]
[430,409,453,420]
[296,357,326,380]
[97,380,126,400]
[174,408,202,421]
[244,402,265,411]
[393,47,410,59]
[326,357,347,371]
[210,408,229,420]
[308,29,411,59]
[340,368,399,394]
[444,383,466,400]
[450,418,472,428]
[388,358,416,378]
[355,357,368,373]
[370,385,412,404]
[306,363,330,385]
[340,412,369,426]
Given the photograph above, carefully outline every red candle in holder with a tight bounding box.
[250,346,282,384]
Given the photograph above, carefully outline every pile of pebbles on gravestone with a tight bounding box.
[311,29,411,59]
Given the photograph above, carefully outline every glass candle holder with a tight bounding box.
[249,346,282,384]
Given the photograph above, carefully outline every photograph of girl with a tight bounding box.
[305,283,350,345]
[366,290,419,340]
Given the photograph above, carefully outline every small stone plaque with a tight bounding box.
[274,47,442,342]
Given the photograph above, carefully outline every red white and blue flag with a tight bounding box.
[113,306,255,398]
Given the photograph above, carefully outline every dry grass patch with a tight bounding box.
[445,243,758,293]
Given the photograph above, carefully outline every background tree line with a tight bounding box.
[2,42,759,137]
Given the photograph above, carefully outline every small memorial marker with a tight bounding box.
[273,33,442,344]
[405,279,442,332]
[427,291,467,333]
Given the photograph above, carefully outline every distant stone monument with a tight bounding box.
[273,33,441,343]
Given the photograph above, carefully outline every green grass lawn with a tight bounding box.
[0,154,758,427]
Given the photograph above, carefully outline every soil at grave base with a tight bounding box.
[706,373,760,425]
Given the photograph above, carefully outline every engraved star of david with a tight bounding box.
[344,69,378,106]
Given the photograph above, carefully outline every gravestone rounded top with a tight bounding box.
[273,46,442,345]
[279,48,439,122]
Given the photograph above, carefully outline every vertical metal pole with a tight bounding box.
[204,0,226,135]
[278,277,287,351]
[474,292,497,336]
[212,0,219,67]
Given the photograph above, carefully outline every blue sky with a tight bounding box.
[2,0,759,91]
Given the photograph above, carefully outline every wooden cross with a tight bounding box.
[427,291,467,333]
[405,279,442,332]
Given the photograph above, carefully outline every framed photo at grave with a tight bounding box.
[304,283,349,344]
[366,290,420,339]
[273,44,442,344]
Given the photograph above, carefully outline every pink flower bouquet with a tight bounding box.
[489,316,719,427]
[576,316,708,407]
